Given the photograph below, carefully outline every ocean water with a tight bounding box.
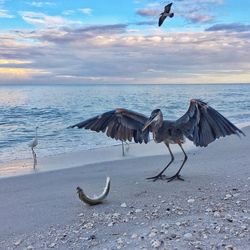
[0,84,250,164]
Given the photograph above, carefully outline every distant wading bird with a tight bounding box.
[159,2,174,27]
[69,99,245,182]
[28,126,38,169]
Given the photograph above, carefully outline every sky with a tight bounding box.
[0,0,249,84]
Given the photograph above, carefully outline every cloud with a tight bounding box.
[79,8,92,15]
[184,13,214,23]
[206,23,250,32]
[62,10,75,16]
[0,67,49,79]
[33,24,128,44]
[0,59,31,65]
[28,1,55,8]
[1,22,250,84]
[136,8,158,17]
[0,9,14,18]
[133,21,156,26]
[175,1,216,24]
[20,11,82,27]
[175,0,223,3]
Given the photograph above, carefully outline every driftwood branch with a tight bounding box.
[76,177,111,206]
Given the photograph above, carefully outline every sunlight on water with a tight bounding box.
[0,88,27,106]
[0,84,250,164]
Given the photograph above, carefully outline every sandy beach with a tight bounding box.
[0,126,249,249]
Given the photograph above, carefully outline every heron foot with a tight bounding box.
[167,174,184,182]
[146,174,167,182]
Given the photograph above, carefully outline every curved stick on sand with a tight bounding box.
[76,177,111,206]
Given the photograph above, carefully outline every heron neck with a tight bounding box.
[154,112,163,130]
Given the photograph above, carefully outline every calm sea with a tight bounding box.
[0,84,250,164]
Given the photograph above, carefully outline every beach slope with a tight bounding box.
[0,126,249,249]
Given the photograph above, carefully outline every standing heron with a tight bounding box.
[159,2,174,27]
[28,126,38,169]
[69,99,245,182]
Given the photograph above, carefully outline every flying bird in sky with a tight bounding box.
[69,99,245,182]
[159,2,174,27]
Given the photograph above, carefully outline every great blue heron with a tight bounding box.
[28,126,38,169]
[159,2,174,27]
[69,99,245,182]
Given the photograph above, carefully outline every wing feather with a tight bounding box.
[158,15,166,26]
[164,3,172,13]
[176,99,245,147]
[69,109,150,144]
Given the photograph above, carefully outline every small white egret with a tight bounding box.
[28,126,38,169]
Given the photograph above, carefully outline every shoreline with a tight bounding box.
[0,139,196,179]
[0,123,249,179]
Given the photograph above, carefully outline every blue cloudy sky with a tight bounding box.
[0,0,249,84]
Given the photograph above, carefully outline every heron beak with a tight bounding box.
[142,117,154,131]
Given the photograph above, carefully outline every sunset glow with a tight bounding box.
[0,0,249,84]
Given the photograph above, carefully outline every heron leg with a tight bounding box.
[34,151,37,165]
[147,143,174,181]
[121,141,125,156]
[167,143,187,182]
[32,148,37,169]
[125,141,130,153]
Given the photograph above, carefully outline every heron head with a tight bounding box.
[76,186,82,194]
[142,109,162,131]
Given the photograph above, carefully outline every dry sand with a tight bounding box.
[0,126,249,250]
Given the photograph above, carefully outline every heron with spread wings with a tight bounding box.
[69,99,245,182]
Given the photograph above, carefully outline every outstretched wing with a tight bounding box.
[158,14,167,27]
[69,108,150,144]
[164,3,172,13]
[175,99,245,147]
